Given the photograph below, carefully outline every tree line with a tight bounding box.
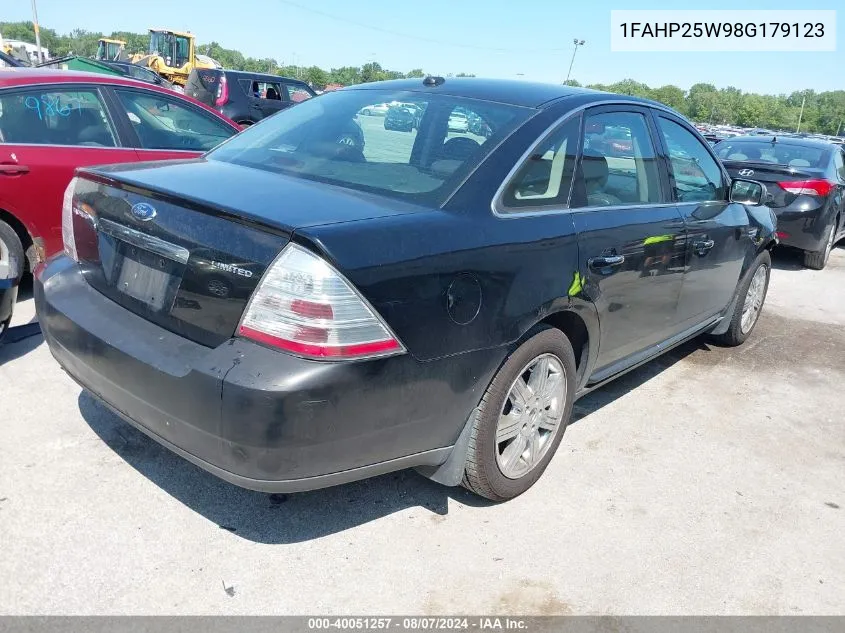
[3,21,843,135]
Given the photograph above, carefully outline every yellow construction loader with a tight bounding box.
[130,29,220,87]
[95,38,127,61]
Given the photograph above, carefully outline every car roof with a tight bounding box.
[722,135,836,150]
[339,77,657,109]
[0,67,155,88]
[222,69,310,85]
[0,67,240,128]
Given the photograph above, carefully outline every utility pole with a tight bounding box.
[565,39,585,84]
[796,94,806,133]
[31,0,43,63]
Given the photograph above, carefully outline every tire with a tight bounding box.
[803,216,838,270]
[710,250,771,347]
[362,109,371,116]
[462,325,576,501]
[0,220,24,340]
[0,220,24,284]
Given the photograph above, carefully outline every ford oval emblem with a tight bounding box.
[130,202,157,222]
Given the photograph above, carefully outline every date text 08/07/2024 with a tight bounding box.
[307,617,528,630]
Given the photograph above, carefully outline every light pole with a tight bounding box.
[565,39,585,84]
[31,0,43,63]
[796,93,807,133]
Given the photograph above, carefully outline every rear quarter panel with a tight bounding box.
[295,209,583,363]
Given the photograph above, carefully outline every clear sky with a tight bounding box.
[5,0,842,93]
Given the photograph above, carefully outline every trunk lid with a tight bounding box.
[722,160,828,208]
[73,158,424,347]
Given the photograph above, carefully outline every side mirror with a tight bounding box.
[730,179,765,206]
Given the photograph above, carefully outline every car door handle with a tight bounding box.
[693,239,715,255]
[588,254,625,270]
[0,163,29,175]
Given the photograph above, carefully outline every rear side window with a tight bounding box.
[657,117,727,202]
[0,89,117,147]
[500,115,580,211]
[573,110,661,207]
[207,89,531,206]
[115,89,235,151]
[285,83,314,103]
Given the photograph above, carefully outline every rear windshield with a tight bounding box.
[207,89,533,205]
[715,140,828,169]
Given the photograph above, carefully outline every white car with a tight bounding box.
[448,111,468,132]
[358,103,389,116]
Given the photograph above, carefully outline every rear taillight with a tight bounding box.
[778,179,835,197]
[776,231,790,240]
[61,177,98,263]
[214,75,229,106]
[237,243,404,360]
[61,177,79,260]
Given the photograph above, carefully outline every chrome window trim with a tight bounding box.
[491,99,682,218]
[98,218,190,265]
[0,142,136,151]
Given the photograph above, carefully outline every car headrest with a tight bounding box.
[440,137,480,162]
[581,150,609,193]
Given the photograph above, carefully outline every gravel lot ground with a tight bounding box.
[1,246,843,615]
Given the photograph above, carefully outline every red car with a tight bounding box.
[0,68,240,273]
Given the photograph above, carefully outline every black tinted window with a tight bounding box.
[716,140,827,168]
[501,115,580,211]
[208,89,531,205]
[573,110,661,207]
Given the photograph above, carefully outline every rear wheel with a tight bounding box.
[710,250,771,347]
[803,216,838,270]
[0,220,24,285]
[0,220,24,342]
[462,326,576,501]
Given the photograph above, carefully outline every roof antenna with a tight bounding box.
[771,135,777,143]
[423,76,445,87]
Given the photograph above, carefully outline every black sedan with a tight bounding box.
[716,136,845,269]
[36,78,776,501]
[383,104,415,131]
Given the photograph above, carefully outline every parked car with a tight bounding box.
[716,135,845,269]
[36,78,776,501]
[447,110,469,132]
[185,68,316,127]
[384,105,415,131]
[101,60,176,91]
[0,67,241,272]
[357,103,389,116]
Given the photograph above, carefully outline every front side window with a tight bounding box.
[500,115,580,210]
[207,89,532,205]
[115,89,235,151]
[0,89,116,147]
[833,149,845,180]
[573,110,661,207]
[658,117,727,202]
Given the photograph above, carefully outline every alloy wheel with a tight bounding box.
[495,353,567,479]
[740,264,768,334]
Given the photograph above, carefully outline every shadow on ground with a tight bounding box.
[77,336,712,544]
[79,391,495,544]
